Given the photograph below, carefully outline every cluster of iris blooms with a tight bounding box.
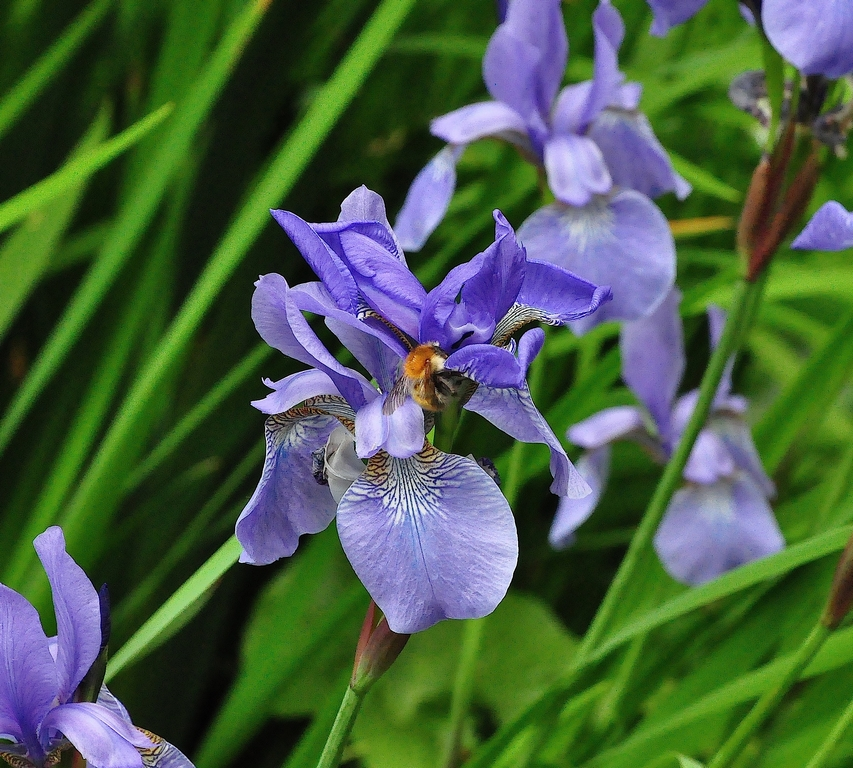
[2,0,852,766]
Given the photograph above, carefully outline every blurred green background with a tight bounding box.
[3,0,853,766]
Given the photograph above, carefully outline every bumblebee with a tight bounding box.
[383,342,470,414]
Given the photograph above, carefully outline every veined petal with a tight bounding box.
[653,475,784,586]
[394,145,464,252]
[544,134,612,206]
[251,273,375,410]
[33,528,101,705]
[568,405,648,450]
[251,369,341,416]
[337,446,517,633]
[431,102,528,146]
[236,410,341,564]
[763,0,853,79]
[791,201,853,251]
[646,0,710,36]
[40,703,149,768]
[620,288,684,441]
[464,383,590,497]
[0,585,57,754]
[517,192,676,332]
[549,448,609,549]
[589,109,691,200]
[355,396,424,459]
[134,729,195,768]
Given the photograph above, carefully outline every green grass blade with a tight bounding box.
[56,0,419,566]
[668,152,742,203]
[0,0,270,456]
[105,535,242,681]
[0,102,173,234]
[0,0,112,141]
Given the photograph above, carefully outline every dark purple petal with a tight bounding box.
[445,344,524,388]
[431,102,528,146]
[355,396,424,460]
[791,201,853,251]
[251,273,375,410]
[33,528,101,704]
[394,145,464,252]
[0,585,56,753]
[653,475,784,585]
[464,383,590,497]
[236,412,340,564]
[517,192,676,332]
[41,702,149,768]
[567,405,648,450]
[589,109,691,200]
[544,134,612,206]
[646,0,710,36]
[337,445,517,633]
[581,0,626,127]
[270,210,359,313]
[620,288,684,441]
[251,370,341,416]
[501,0,568,114]
[549,448,609,549]
[514,259,612,328]
[763,0,853,78]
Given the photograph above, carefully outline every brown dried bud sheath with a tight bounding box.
[822,530,853,630]
[351,603,410,694]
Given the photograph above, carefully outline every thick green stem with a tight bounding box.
[440,618,486,768]
[316,686,364,768]
[577,277,764,661]
[707,622,831,768]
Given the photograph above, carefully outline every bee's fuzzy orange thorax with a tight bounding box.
[403,343,445,379]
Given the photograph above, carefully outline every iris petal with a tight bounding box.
[549,448,609,549]
[791,201,853,251]
[431,102,528,146]
[337,445,517,633]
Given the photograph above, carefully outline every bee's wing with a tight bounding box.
[382,376,411,415]
[136,729,195,768]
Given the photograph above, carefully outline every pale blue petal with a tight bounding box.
[549,448,609,549]
[791,201,853,251]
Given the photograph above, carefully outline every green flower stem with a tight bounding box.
[316,685,365,768]
[440,617,486,768]
[707,621,831,768]
[576,276,764,662]
[804,689,853,768]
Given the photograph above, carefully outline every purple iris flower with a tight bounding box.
[648,0,853,79]
[792,201,853,251]
[236,186,611,633]
[0,527,194,768]
[394,0,685,331]
[549,290,784,585]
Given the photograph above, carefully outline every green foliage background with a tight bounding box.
[1,0,853,766]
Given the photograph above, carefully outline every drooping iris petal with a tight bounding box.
[502,0,568,114]
[394,145,464,252]
[464,383,590,498]
[763,0,853,79]
[431,102,529,146]
[543,133,612,206]
[567,405,648,449]
[791,201,853,251]
[581,0,626,128]
[33,528,101,704]
[251,369,341,416]
[620,288,684,441]
[337,446,517,633]
[549,448,610,549]
[41,702,149,768]
[589,109,691,200]
[517,191,676,332]
[653,474,784,585]
[355,396,424,460]
[251,273,375,410]
[0,585,57,754]
[135,730,196,768]
[646,0,709,36]
[236,411,341,564]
